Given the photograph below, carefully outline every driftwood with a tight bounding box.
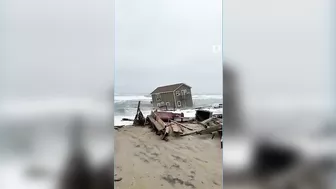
[133,101,146,125]
[122,118,134,121]
[133,101,140,123]
[114,125,124,130]
[171,121,193,131]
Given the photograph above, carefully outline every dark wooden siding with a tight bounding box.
[174,85,193,108]
[151,92,175,108]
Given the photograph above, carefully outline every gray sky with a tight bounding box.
[1,0,332,99]
[1,0,115,99]
[223,0,333,107]
[115,0,222,95]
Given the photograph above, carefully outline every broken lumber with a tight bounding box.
[180,124,222,136]
[154,112,166,127]
[198,125,222,135]
[133,101,146,125]
[161,126,171,140]
[133,101,141,122]
[171,121,193,131]
[180,129,201,136]
[147,115,165,132]
[200,117,215,128]
[170,124,183,133]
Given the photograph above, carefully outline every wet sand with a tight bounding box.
[114,126,223,189]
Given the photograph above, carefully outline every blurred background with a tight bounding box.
[0,0,114,188]
[222,0,335,188]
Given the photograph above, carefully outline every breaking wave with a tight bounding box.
[114,94,223,126]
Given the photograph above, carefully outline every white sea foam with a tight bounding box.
[114,95,151,102]
[114,94,223,102]
[114,107,223,126]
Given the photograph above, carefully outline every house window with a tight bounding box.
[156,94,161,101]
[166,102,170,107]
[177,101,181,107]
[181,89,187,95]
[176,91,180,96]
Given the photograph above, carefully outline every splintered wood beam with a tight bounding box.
[171,121,194,131]
[148,115,165,132]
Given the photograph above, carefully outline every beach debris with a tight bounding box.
[173,117,194,122]
[212,103,223,109]
[145,110,222,141]
[121,118,133,121]
[212,113,222,119]
[133,101,146,126]
[131,102,222,142]
[114,174,122,182]
[169,123,183,133]
[114,177,122,182]
[147,111,165,134]
[197,124,222,135]
[180,124,222,137]
[162,125,171,140]
[154,111,184,122]
[200,117,222,128]
[171,121,194,131]
[114,125,124,130]
[195,109,213,122]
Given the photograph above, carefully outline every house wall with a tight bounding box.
[174,85,193,108]
[151,92,175,108]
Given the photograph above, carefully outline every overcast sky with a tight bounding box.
[1,0,115,99]
[223,0,333,107]
[115,0,222,95]
[1,0,333,99]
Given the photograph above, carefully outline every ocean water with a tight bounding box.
[114,94,223,126]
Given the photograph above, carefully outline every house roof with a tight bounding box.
[150,83,191,94]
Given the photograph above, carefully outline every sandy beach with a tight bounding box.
[114,126,223,189]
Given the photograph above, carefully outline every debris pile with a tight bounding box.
[117,101,223,144]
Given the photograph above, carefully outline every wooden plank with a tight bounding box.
[171,121,193,131]
[198,125,222,135]
[154,113,166,127]
[171,124,183,133]
[148,116,164,131]
[161,126,171,140]
[180,125,222,136]
[133,101,141,125]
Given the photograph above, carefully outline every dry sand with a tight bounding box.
[114,126,223,189]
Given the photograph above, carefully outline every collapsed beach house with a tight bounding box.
[150,83,193,109]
